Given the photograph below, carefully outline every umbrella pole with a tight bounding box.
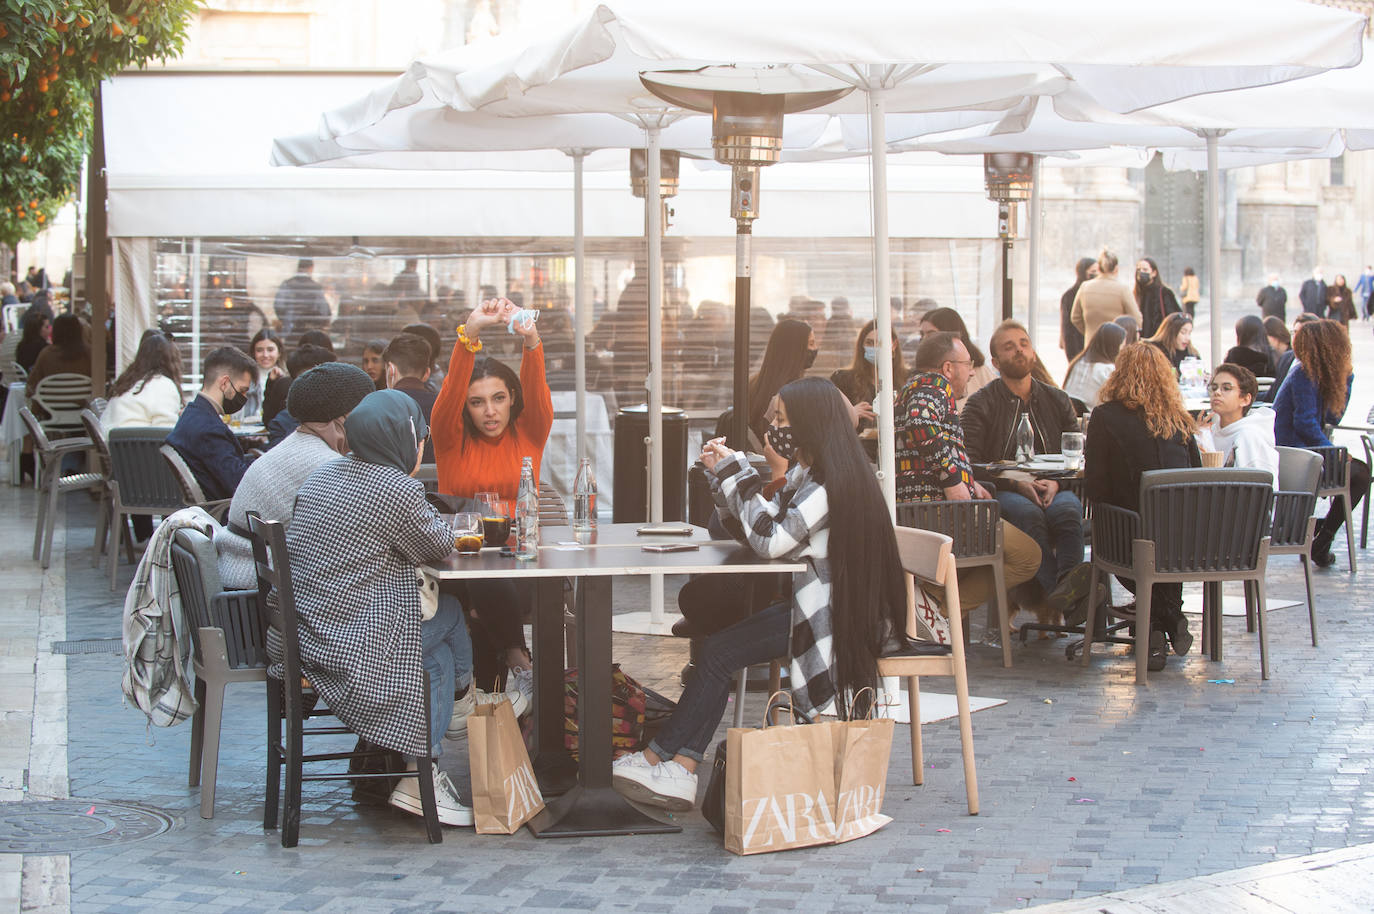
[573,149,587,466]
[868,70,897,516]
[1204,130,1224,366]
[1027,155,1041,344]
[646,128,666,624]
[191,238,202,383]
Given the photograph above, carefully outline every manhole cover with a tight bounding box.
[0,800,176,853]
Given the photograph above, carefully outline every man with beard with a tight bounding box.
[961,321,1087,618]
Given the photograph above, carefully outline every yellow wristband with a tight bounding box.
[456,323,483,353]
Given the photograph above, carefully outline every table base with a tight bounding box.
[526,784,681,838]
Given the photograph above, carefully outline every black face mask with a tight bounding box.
[802,348,818,369]
[766,424,797,462]
[221,386,249,416]
[1137,271,1154,286]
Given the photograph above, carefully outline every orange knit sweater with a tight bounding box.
[431,339,554,501]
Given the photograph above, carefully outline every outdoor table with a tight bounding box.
[540,522,728,547]
[425,525,803,838]
[2,381,27,485]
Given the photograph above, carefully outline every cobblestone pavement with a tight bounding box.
[5,317,1372,913]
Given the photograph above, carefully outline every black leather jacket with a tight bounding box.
[960,377,1080,463]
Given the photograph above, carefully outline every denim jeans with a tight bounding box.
[648,601,792,763]
[995,488,1084,595]
[420,592,473,757]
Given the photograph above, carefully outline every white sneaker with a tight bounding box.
[388,764,473,827]
[445,686,530,739]
[612,752,698,812]
[509,667,534,705]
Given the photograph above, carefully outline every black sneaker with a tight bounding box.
[1312,530,1336,568]
[1147,631,1168,671]
[1048,563,1093,618]
[1169,617,1194,656]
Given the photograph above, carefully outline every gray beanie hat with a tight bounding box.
[287,362,377,423]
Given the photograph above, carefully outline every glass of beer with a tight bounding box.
[452,513,484,556]
[480,499,512,548]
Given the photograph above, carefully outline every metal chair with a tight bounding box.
[1269,447,1322,648]
[877,526,978,815]
[78,409,115,568]
[106,428,185,590]
[159,444,232,521]
[247,513,443,847]
[168,527,266,819]
[17,407,103,569]
[1082,468,1274,683]
[2,303,25,335]
[1333,404,1374,549]
[897,499,1012,668]
[1309,445,1356,573]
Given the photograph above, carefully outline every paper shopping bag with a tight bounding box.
[468,699,545,834]
[723,716,838,855]
[831,716,895,843]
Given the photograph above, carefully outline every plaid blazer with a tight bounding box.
[286,457,453,758]
[709,453,835,718]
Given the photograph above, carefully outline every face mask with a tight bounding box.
[766,424,797,462]
[1137,271,1153,285]
[863,345,879,364]
[802,348,818,369]
[221,386,248,416]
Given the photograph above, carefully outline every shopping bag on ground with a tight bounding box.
[831,693,895,843]
[563,665,648,760]
[723,694,838,855]
[469,699,545,834]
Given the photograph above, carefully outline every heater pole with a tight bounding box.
[730,165,758,453]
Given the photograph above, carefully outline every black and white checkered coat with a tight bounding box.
[285,457,452,758]
[708,452,834,718]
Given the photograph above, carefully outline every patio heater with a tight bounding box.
[984,153,1034,321]
[640,70,852,451]
[630,149,681,231]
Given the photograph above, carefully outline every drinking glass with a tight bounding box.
[1061,431,1085,470]
[480,500,512,548]
[452,513,484,556]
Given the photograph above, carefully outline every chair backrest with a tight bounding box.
[538,482,570,526]
[107,427,185,510]
[170,527,266,671]
[160,444,211,505]
[247,513,305,709]
[17,406,53,453]
[1275,446,1322,495]
[1137,468,1273,573]
[1309,445,1350,492]
[32,372,92,432]
[8,361,26,383]
[896,499,1001,559]
[2,303,25,335]
[79,408,112,478]
[894,525,953,586]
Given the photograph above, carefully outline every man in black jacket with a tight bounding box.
[962,321,1086,614]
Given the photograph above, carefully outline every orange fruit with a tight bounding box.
[111,23,124,36]
[36,214,45,223]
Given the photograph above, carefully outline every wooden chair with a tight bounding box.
[877,526,979,815]
[247,513,443,847]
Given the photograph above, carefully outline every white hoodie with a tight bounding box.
[1195,408,1280,488]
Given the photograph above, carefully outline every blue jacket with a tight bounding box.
[166,394,249,501]
[1272,362,1351,448]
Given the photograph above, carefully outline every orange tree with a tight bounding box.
[0,1,200,245]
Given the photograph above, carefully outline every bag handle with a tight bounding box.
[761,690,812,728]
[848,686,879,721]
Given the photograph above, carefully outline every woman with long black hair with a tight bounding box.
[1133,257,1181,339]
[1223,314,1276,379]
[613,377,906,811]
[739,318,817,449]
[1060,256,1097,361]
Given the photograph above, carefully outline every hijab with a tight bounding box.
[344,390,427,473]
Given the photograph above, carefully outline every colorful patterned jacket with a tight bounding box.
[896,371,976,503]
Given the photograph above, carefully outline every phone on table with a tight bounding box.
[641,543,700,553]
[636,525,695,536]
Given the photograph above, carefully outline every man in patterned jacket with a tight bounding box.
[895,331,1041,619]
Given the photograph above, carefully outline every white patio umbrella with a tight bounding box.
[309,0,1365,513]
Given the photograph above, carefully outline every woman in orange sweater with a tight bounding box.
[431,297,553,689]
[432,298,553,499]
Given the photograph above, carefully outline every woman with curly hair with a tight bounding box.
[1085,343,1202,671]
[1144,312,1199,374]
[1274,319,1367,566]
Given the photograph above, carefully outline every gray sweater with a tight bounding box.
[214,431,343,589]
